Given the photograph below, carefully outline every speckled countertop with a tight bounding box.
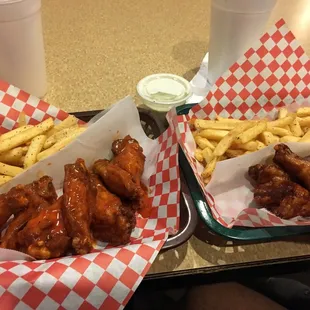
[42,0,310,275]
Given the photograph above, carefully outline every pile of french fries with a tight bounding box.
[0,112,86,186]
[192,106,310,184]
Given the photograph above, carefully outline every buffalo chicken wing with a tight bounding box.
[63,158,93,254]
[89,174,135,245]
[17,197,70,259]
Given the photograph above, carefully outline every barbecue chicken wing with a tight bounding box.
[248,163,310,219]
[89,174,135,245]
[17,197,70,259]
[63,158,93,255]
[274,143,310,190]
[1,176,57,249]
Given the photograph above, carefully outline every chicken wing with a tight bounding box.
[274,143,310,190]
[112,135,145,184]
[93,159,140,199]
[63,158,93,255]
[1,176,57,249]
[89,174,135,245]
[17,197,70,259]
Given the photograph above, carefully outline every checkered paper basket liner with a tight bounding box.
[173,19,310,228]
[0,81,180,309]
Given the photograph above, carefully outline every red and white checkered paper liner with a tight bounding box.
[0,80,180,309]
[172,19,310,228]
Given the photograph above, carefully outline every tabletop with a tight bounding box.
[42,0,310,277]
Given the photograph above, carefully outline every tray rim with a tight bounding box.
[71,108,197,250]
[176,103,310,241]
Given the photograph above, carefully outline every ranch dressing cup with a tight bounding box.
[0,0,47,97]
[137,73,192,113]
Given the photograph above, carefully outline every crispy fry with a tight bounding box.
[43,126,82,150]
[231,141,258,151]
[0,147,25,166]
[18,112,27,127]
[267,127,290,137]
[299,129,310,142]
[236,122,267,144]
[256,141,266,150]
[278,107,288,119]
[290,117,303,137]
[297,117,310,127]
[24,135,47,169]
[37,129,84,161]
[194,149,204,162]
[259,131,279,145]
[0,125,33,142]
[0,175,12,185]
[213,122,255,156]
[46,115,78,137]
[199,129,229,141]
[203,176,211,185]
[266,116,294,129]
[0,118,53,154]
[0,162,24,177]
[202,157,217,178]
[194,119,237,130]
[280,135,301,142]
[194,136,215,150]
[297,107,310,117]
[202,147,213,163]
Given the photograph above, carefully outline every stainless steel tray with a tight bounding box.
[71,109,197,251]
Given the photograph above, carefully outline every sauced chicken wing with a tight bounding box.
[63,158,93,255]
[1,176,57,249]
[89,174,135,245]
[17,197,70,259]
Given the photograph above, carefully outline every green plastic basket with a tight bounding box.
[177,104,310,241]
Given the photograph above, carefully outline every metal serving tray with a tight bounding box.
[177,103,310,241]
[71,108,197,251]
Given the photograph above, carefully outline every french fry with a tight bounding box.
[236,121,267,144]
[267,127,290,137]
[290,117,303,137]
[213,122,254,156]
[231,141,258,151]
[0,147,25,166]
[202,157,217,178]
[225,149,245,158]
[194,149,204,162]
[297,117,310,127]
[194,136,216,150]
[202,147,213,163]
[278,107,288,119]
[0,118,53,154]
[297,107,310,117]
[18,112,27,127]
[0,162,24,177]
[37,129,84,161]
[203,176,211,185]
[200,129,229,141]
[46,115,78,137]
[280,135,301,142]
[0,175,12,185]
[194,119,238,130]
[0,125,33,142]
[259,131,279,145]
[266,116,294,129]
[24,135,47,169]
[244,151,253,155]
[43,126,82,150]
[256,141,266,150]
[299,129,310,142]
